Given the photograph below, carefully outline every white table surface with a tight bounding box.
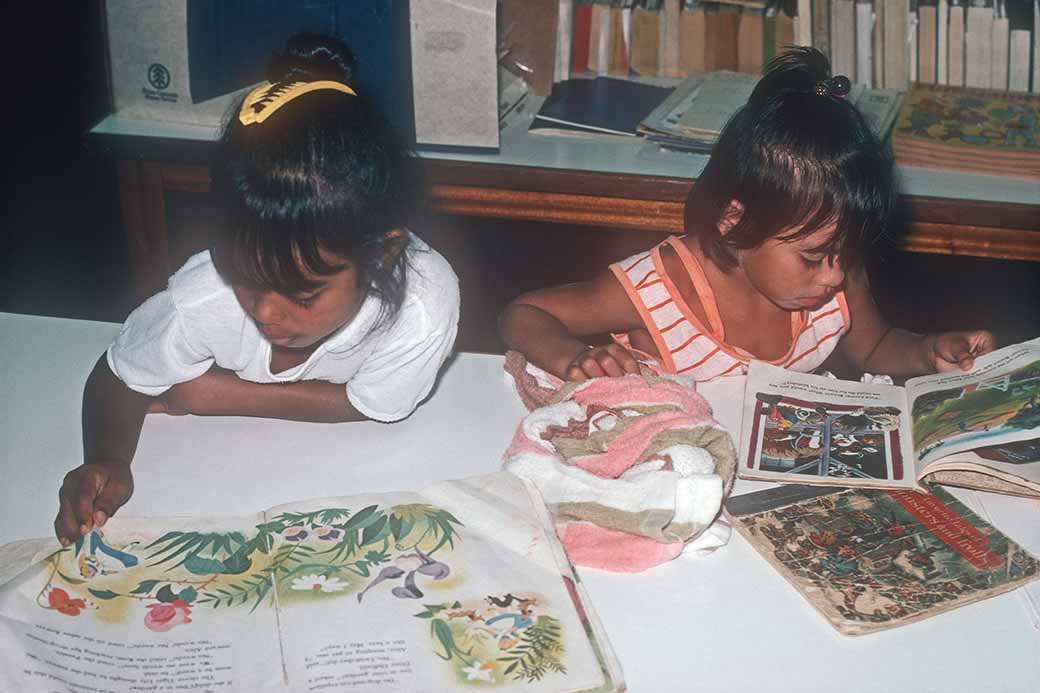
[2,311,1039,692]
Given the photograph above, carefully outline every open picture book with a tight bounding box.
[738,338,1040,498]
[0,472,623,693]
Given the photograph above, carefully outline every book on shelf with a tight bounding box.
[937,0,950,84]
[556,0,576,83]
[854,0,875,87]
[607,2,631,76]
[891,81,1040,178]
[948,1,966,86]
[629,1,661,75]
[715,3,743,70]
[529,75,674,138]
[736,6,766,74]
[738,338,1040,499]
[992,6,1011,91]
[679,1,709,75]
[811,0,831,58]
[795,0,813,47]
[829,0,856,81]
[660,0,683,76]
[964,1,996,88]
[639,69,903,151]
[909,3,919,83]
[0,472,624,692]
[882,0,911,89]
[500,0,560,97]
[918,0,938,84]
[572,0,594,74]
[725,483,1040,635]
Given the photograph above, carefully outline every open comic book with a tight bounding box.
[738,338,1040,498]
[0,473,624,693]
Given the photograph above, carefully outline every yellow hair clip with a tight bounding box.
[238,80,357,126]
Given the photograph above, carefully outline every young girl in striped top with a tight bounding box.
[499,48,994,383]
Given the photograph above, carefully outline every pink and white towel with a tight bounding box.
[502,352,736,573]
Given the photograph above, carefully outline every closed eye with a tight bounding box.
[800,253,825,267]
[291,290,322,307]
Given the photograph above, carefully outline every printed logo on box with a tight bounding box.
[142,63,178,103]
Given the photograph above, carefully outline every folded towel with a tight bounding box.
[503,352,736,572]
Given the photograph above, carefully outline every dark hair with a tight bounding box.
[211,32,416,322]
[684,47,895,271]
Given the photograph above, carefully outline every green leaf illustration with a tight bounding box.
[87,589,119,600]
[343,505,380,531]
[360,516,389,547]
[156,585,178,603]
[130,579,161,595]
[178,586,197,604]
[221,550,253,575]
[184,555,227,575]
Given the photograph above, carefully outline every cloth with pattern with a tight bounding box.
[502,351,736,572]
[610,236,850,381]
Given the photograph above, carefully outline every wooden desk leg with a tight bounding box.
[117,160,171,300]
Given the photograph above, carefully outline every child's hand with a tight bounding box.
[925,330,997,372]
[54,463,134,546]
[563,344,641,381]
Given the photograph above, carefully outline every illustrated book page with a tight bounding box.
[725,484,1040,635]
[904,337,1040,498]
[739,338,1040,498]
[0,472,623,693]
[739,361,919,490]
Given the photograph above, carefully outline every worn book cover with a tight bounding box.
[892,82,1040,178]
[726,484,1040,635]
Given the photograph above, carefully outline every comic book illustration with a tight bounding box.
[726,485,1040,635]
[738,339,1040,498]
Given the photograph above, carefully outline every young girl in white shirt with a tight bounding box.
[55,33,460,545]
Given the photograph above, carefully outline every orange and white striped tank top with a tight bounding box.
[609,236,850,382]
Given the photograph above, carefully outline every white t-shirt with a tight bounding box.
[107,234,460,422]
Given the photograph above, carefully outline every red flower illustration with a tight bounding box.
[144,599,192,632]
[48,588,86,616]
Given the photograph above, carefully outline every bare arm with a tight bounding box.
[55,354,153,545]
[498,269,647,380]
[839,267,996,378]
[155,366,369,423]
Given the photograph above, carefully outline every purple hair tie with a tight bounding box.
[813,75,851,99]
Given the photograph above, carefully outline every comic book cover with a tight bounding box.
[726,484,1040,635]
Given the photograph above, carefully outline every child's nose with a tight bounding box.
[252,292,285,324]
[820,260,845,287]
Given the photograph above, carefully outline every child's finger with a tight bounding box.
[55,472,94,545]
[608,346,640,374]
[596,354,627,377]
[92,477,131,528]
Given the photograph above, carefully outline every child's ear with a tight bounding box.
[717,200,745,236]
[381,229,408,268]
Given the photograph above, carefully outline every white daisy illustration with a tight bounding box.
[290,574,346,593]
[461,661,495,682]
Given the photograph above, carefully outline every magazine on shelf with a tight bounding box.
[738,338,1040,499]
[0,472,624,692]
